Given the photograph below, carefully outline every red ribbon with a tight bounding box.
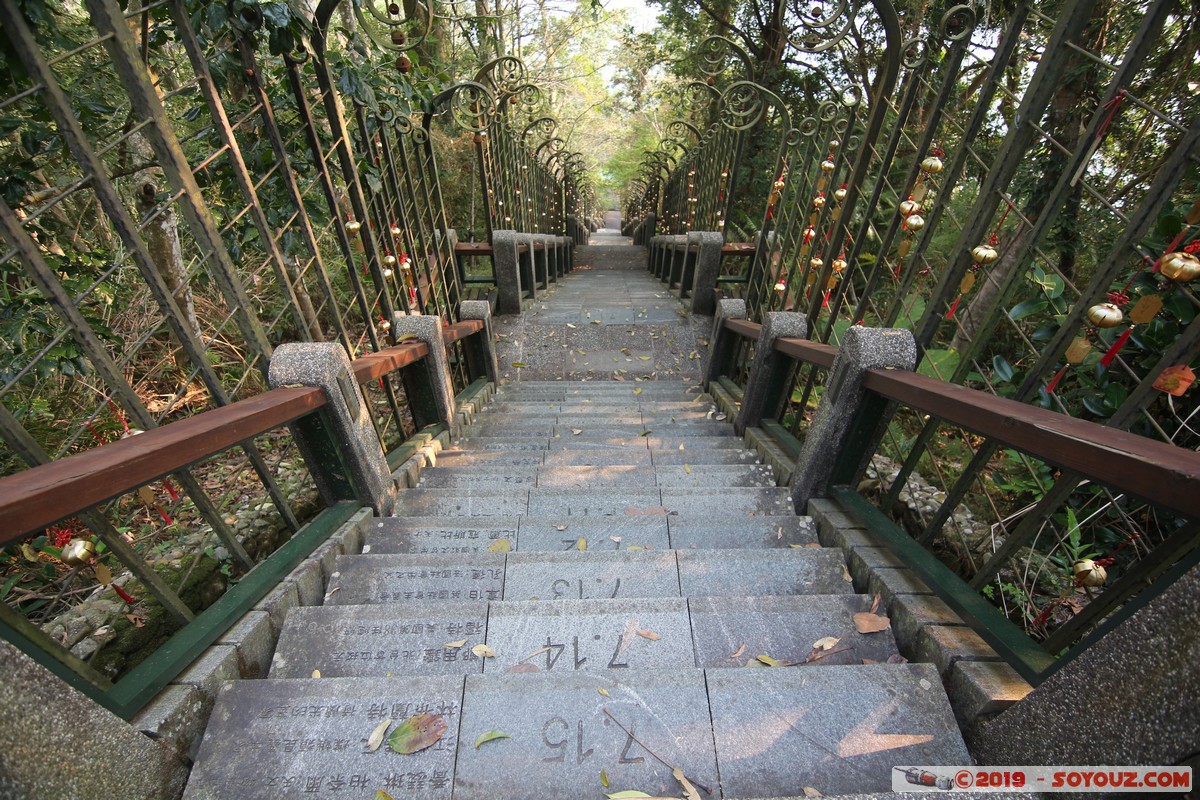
[1045,364,1069,394]
[162,478,179,502]
[1100,327,1133,367]
[945,295,961,320]
[113,584,137,604]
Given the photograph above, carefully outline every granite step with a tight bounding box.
[449,434,748,450]
[415,464,773,488]
[185,665,970,799]
[324,549,849,605]
[392,487,794,520]
[268,595,899,679]
[462,422,735,438]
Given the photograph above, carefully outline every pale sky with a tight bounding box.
[603,0,659,33]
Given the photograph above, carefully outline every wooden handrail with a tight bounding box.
[0,321,490,543]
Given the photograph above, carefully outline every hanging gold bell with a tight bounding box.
[810,257,824,271]
[971,244,999,265]
[833,187,848,202]
[899,199,922,217]
[812,195,826,210]
[920,155,944,174]
[832,257,848,273]
[904,214,926,231]
[1161,251,1200,282]
[61,539,97,567]
[344,220,362,235]
[1086,302,1123,328]
[1073,559,1107,588]
[820,160,836,173]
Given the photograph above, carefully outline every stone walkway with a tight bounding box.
[180,228,972,799]
[493,230,712,384]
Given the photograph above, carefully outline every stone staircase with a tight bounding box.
[183,380,971,799]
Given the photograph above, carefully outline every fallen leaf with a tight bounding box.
[508,663,540,673]
[124,612,145,628]
[566,323,577,328]
[853,612,891,634]
[572,428,583,435]
[632,388,643,395]
[605,792,657,799]
[674,767,702,800]
[442,639,468,649]
[388,713,448,754]
[757,654,795,667]
[861,658,879,664]
[137,486,156,506]
[472,643,496,658]
[684,464,692,474]
[511,362,527,368]
[678,443,685,450]
[598,686,610,697]
[730,642,746,659]
[94,563,113,585]
[577,537,588,551]
[638,430,651,437]
[311,669,321,678]
[887,653,909,664]
[638,356,651,361]
[487,538,512,553]
[814,636,840,651]
[803,788,823,797]
[474,729,510,749]
[636,629,660,641]
[376,792,396,800]
[555,524,568,531]
[627,545,644,551]
[395,333,417,342]
[591,319,601,325]
[521,646,551,661]
[610,535,622,543]
[601,769,610,788]
[366,718,393,752]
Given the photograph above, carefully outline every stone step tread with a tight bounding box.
[450,435,747,450]
[392,487,793,517]
[484,402,714,413]
[416,464,773,488]
[185,665,968,799]
[364,515,817,554]
[326,548,850,605]
[464,423,735,438]
[269,596,897,680]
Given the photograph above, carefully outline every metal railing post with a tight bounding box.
[790,326,917,511]
[268,344,397,516]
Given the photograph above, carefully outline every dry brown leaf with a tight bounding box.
[730,642,746,659]
[366,718,393,752]
[442,638,468,649]
[813,636,840,651]
[93,563,113,585]
[521,646,550,661]
[673,767,702,800]
[803,788,823,797]
[636,629,660,641]
[125,612,146,628]
[852,611,891,634]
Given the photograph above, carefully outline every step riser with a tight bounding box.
[393,488,794,518]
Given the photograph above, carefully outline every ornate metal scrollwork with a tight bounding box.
[425,81,497,133]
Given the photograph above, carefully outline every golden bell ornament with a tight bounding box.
[61,539,97,567]
[971,244,999,265]
[344,220,362,235]
[812,196,826,210]
[774,280,787,294]
[382,268,394,278]
[904,214,926,231]
[833,186,848,202]
[899,199,921,217]
[832,257,848,273]
[390,225,401,237]
[1160,251,1200,282]
[821,160,836,173]
[383,254,397,267]
[1073,559,1107,588]
[920,155,944,174]
[1086,302,1123,329]
[773,179,786,190]
[810,257,824,271]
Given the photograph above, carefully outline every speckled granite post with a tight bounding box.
[688,230,724,315]
[0,641,187,800]
[460,300,499,383]
[974,559,1200,768]
[392,313,456,432]
[790,326,916,510]
[269,343,397,515]
[704,298,747,389]
[737,312,807,435]
[492,229,521,315]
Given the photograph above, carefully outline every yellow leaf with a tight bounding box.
[632,388,643,395]
[597,686,610,697]
[627,545,644,551]
[683,464,692,474]
[638,356,651,361]
[756,654,794,667]
[366,718,393,752]
[487,538,512,553]
[376,792,396,800]
[137,486,156,506]
[601,770,609,788]
[94,563,113,585]
[577,537,587,551]
[572,428,583,435]
[311,669,321,678]
[442,639,468,649]
[813,636,840,651]
[511,362,527,368]
[474,729,510,749]
[636,629,660,641]
[472,644,496,658]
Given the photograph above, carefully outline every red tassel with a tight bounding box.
[945,295,961,320]
[156,505,174,525]
[113,584,137,604]
[1045,364,1069,394]
[822,291,830,309]
[1100,327,1133,367]
[162,478,179,502]
[766,206,774,221]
